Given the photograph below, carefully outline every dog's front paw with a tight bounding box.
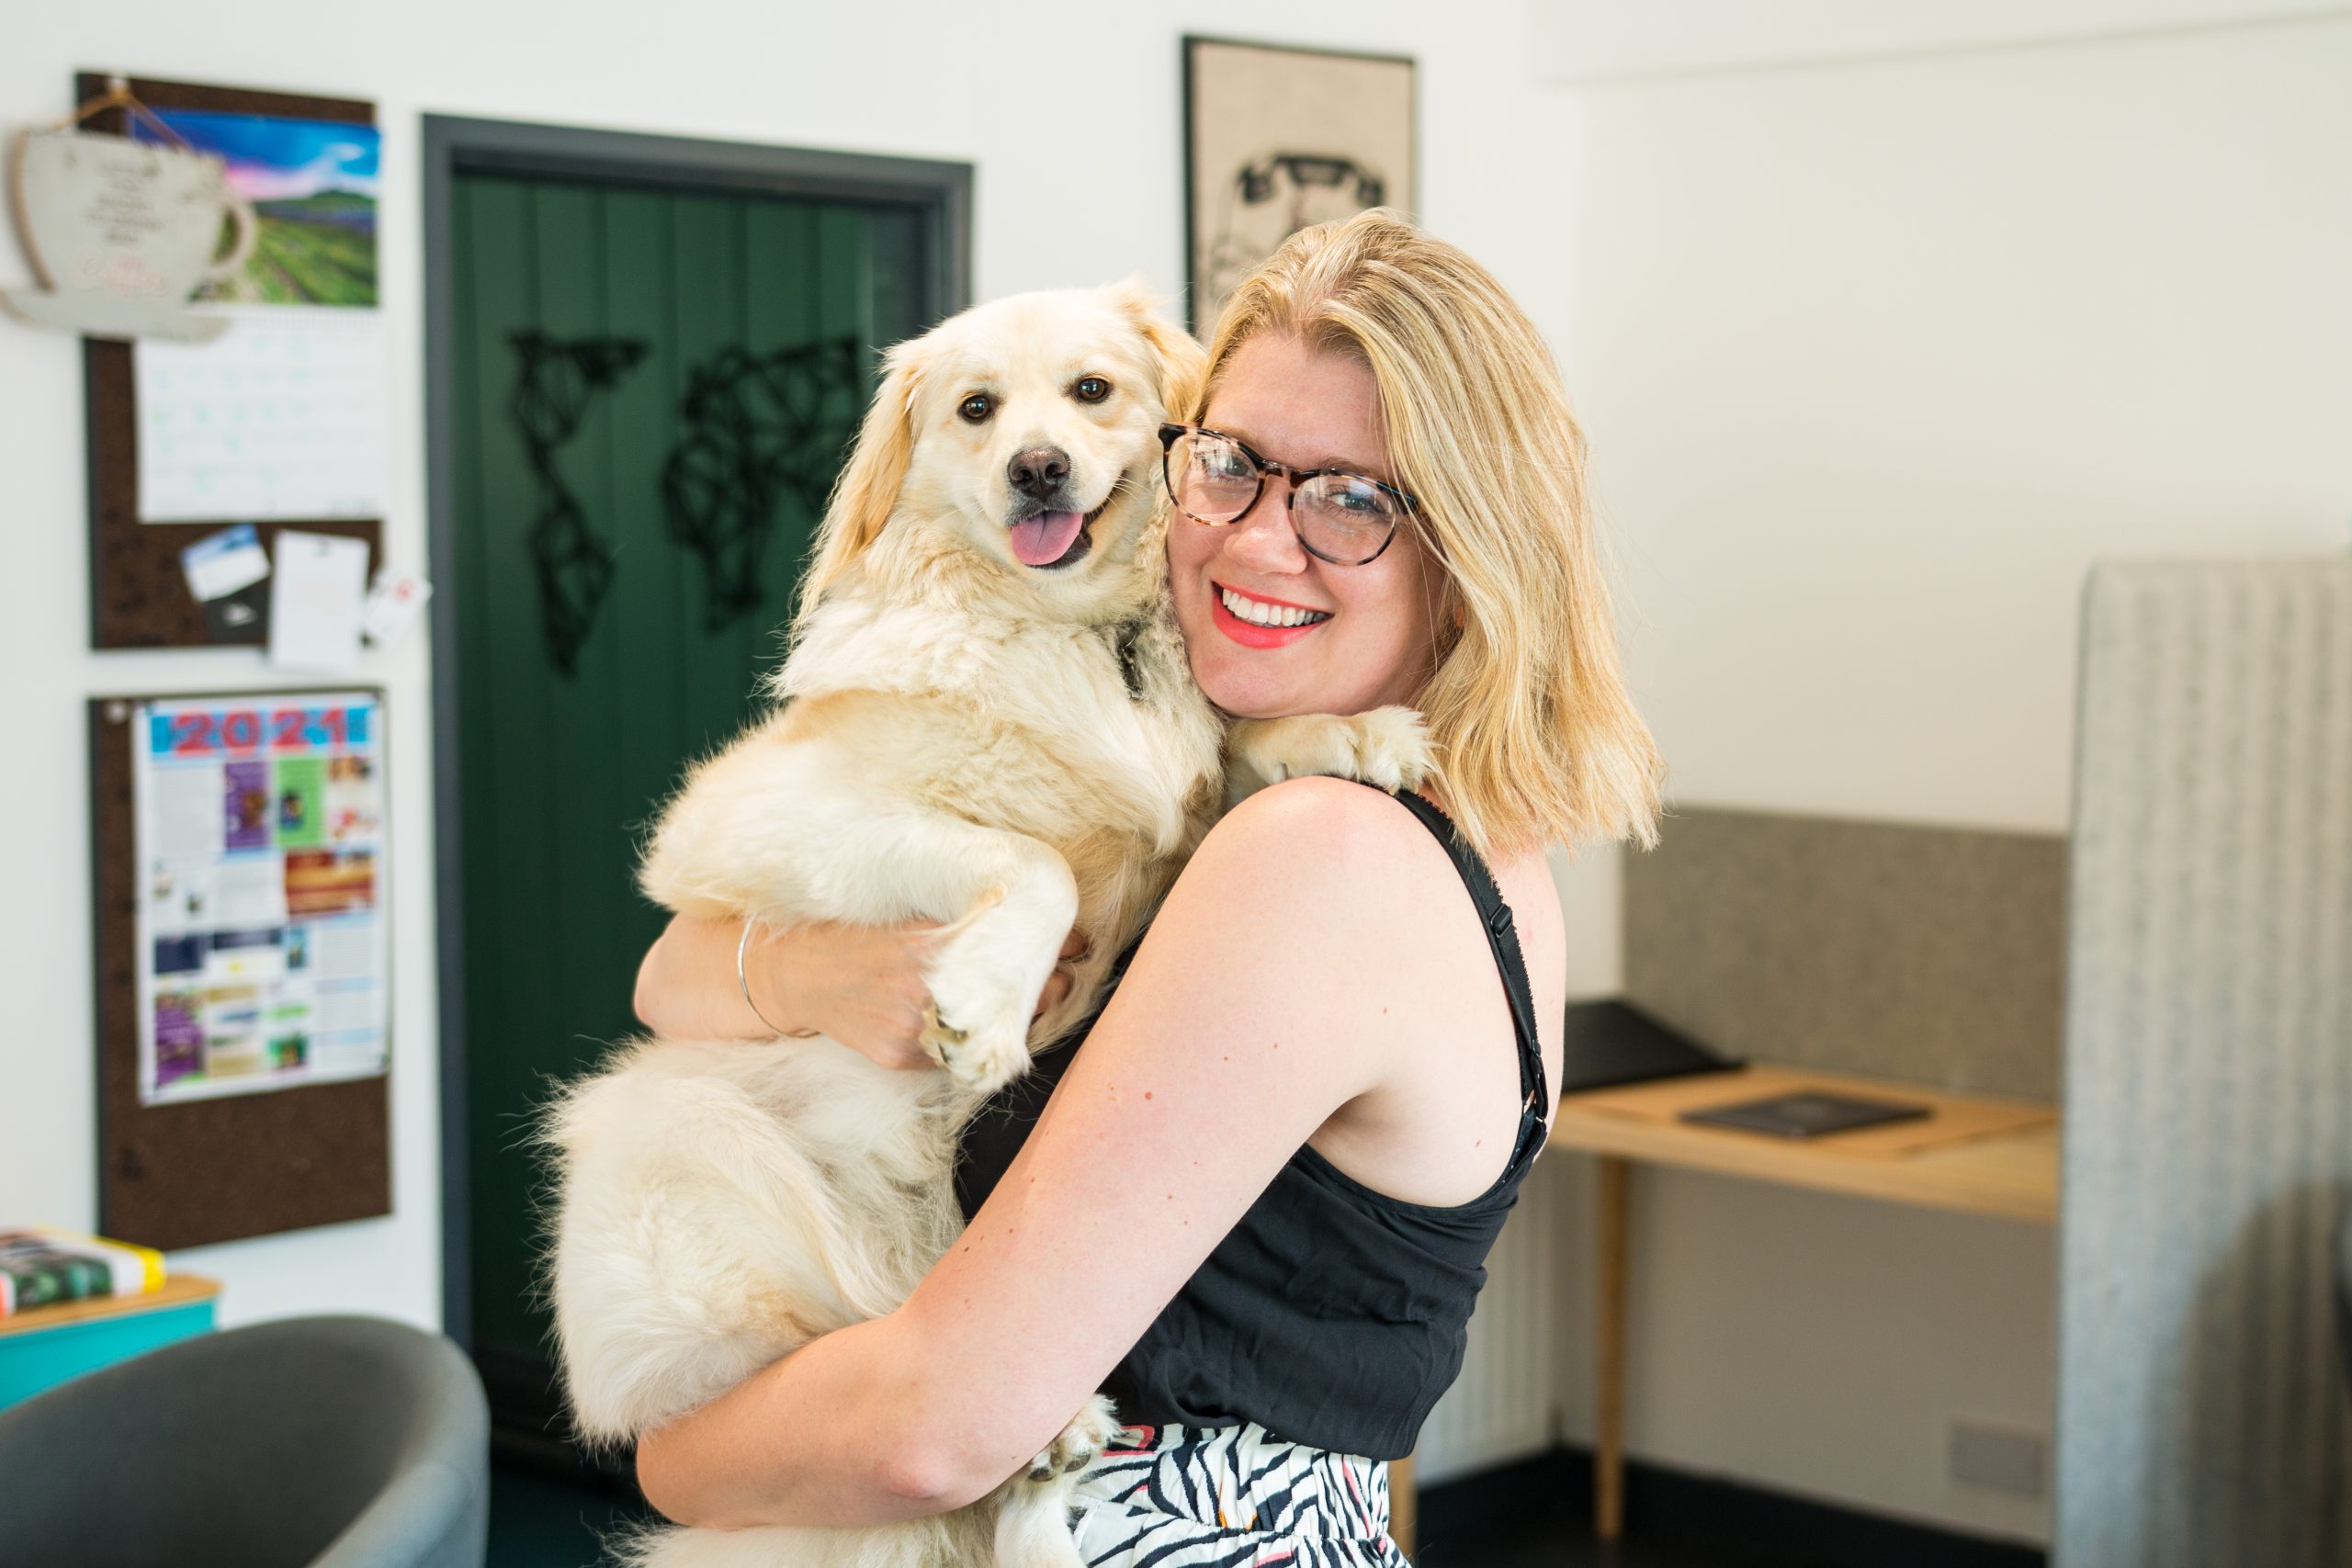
[1341,705,1435,791]
[1026,1394,1122,1482]
[918,990,1028,1094]
[919,853,1077,1094]
[1229,706,1433,798]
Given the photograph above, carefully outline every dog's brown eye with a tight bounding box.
[1072,377,1111,404]
[958,392,995,423]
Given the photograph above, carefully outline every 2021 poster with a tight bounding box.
[130,692,387,1105]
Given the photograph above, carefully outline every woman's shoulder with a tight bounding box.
[1192,777,1563,1034]
[1204,774,1458,871]
[1174,777,1473,944]
[1093,778,1479,1114]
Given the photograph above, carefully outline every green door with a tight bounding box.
[444,168,936,1419]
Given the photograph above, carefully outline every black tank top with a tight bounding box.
[954,786,1549,1461]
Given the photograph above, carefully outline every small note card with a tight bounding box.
[267,530,370,671]
[179,524,270,602]
[362,567,432,650]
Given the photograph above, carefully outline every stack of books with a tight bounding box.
[0,1228,167,1317]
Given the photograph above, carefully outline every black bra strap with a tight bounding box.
[1355,784,1549,1124]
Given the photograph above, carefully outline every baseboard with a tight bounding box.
[1415,1446,2045,1568]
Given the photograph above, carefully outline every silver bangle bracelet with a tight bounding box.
[737,918,789,1035]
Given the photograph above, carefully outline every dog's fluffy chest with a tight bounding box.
[777,592,1224,859]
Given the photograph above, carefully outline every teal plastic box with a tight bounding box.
[0,1298,218,1410]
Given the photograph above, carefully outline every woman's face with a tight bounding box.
[1167,333,1447,720]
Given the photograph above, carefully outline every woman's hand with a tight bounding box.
[633,915,1087,1071]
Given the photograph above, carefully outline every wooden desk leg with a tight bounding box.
[1389,1450,1417,1558]
[1595,1155,1631,1541]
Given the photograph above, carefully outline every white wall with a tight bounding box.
[1532,0,2352,83]
[1540,6,2352,1544]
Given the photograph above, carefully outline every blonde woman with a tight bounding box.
[630,210,1664,1564]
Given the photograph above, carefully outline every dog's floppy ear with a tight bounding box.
[1112,277,1208,423]
[797,339,922,626]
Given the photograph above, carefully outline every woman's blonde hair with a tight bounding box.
[1200,209,1664,858]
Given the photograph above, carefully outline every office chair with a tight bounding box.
[0,1314,489,1567]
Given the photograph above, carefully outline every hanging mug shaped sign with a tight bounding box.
[3,118,256,343]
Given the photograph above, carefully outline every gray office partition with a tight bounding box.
[1624,807,2066,1100]
[2055,560,2352,1566]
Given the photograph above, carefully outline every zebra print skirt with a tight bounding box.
[1067,1420,1410,1567]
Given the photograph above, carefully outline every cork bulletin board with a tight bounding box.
[74,72,382,649]
[89,691,391,1249]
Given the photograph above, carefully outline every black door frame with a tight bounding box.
[420,114,969,1416]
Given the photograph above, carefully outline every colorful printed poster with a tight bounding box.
[130,693,388,1106]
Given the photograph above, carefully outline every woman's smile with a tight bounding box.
[1211,581,1335,646]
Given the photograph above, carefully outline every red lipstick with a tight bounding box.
[1210,582,1330,649]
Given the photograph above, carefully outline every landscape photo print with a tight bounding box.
[134,107,379,307]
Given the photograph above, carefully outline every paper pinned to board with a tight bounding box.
[134,304,390,523]
[179,523,270,601]
[361,567,431,649]
[266,530,368,671]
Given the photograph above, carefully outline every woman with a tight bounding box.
[628,210,1664,1562]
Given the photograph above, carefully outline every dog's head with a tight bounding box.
[800,281,1204,617]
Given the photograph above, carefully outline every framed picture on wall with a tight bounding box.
[1182,37,1417,334]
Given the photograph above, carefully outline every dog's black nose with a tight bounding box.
[1007,446,1071,500]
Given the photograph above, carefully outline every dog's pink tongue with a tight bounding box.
[1010,510,1083,566]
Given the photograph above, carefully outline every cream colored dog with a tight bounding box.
[543,283,1429,1568]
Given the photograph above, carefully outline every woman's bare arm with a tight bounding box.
[631,779,1460,1528]
[634,914,941,1065]
[634,916,1085,1069]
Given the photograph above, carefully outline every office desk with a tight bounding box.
[1547,1065,2059,1540]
